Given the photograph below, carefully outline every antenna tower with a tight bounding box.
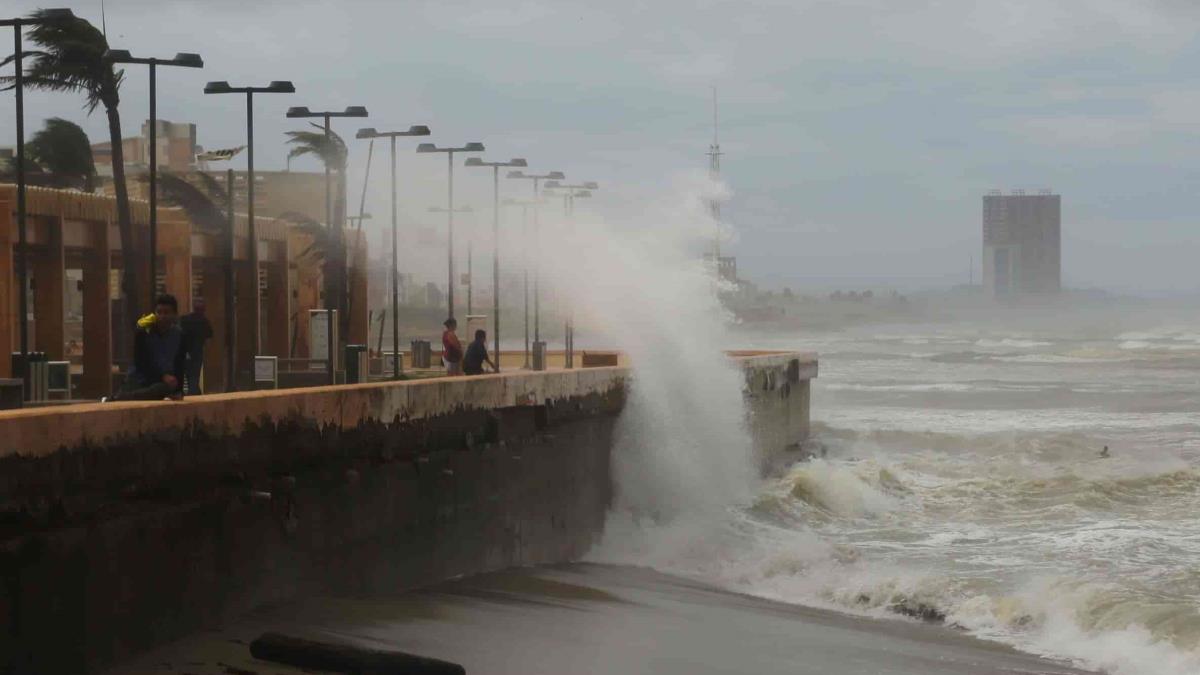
[707,87,723,260]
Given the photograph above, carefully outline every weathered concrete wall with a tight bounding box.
[0,354,815,674]
[733,351,819,472]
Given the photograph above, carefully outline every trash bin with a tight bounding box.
[344,344,368,384]
[532,341,547,371]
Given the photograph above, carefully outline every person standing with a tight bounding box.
[107,294,186,401]
[462,329,497,375]
[179,298,214,395]
[441,318,463,375]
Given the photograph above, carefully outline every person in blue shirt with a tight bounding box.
[462,329,497,375]
[108,294,186,401]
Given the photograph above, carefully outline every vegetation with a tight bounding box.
[1,10,139,323]
[25,117,97,191]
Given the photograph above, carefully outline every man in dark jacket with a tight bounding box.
[462,329,497,375]
[179,298,214,395]
[108,294,186,401]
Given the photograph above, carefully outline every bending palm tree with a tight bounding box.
[286,126,350,349]
[26,117,97,191]
[0,10,139,325]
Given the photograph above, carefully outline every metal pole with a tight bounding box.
[532,177,540,344]
[522,204,529,369]
[225,168,236,391]
[564,192,570,368]
[323,114,335,385]
[447,151,455,319]
[246,90,259,366]
[390,136,400,380]
[14,25,29,396]
[492,165,500,373]
[467,240,472,316]
[148,62,157,298]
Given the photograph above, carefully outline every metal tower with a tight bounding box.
[707,87,723,260]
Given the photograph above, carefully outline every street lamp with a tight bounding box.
[203,79,295,387]
[105,49,203,301]
[502,197,541,368]
[286,105,368,385]
[542,180,600,368]
[416,142,485,320]
[356,125,432,380]
[506,170,564,370]
[464,157,526,373]
[428,205,474,316]
[2,8,75,396]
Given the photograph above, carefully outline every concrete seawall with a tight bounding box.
[0,353,815,673]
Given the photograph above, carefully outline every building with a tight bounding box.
[982,190,1061,296]
[91,119,199,177]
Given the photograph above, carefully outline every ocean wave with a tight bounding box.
[976,338,1054,349]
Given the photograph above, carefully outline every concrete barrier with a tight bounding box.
[0,351,815,673]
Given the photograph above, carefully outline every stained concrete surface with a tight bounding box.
[104,564,1094,675]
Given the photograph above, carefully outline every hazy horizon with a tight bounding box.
[3,0,1200,295]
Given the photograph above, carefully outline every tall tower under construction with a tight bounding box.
[982,190,1061,296]
[705,89,737,283]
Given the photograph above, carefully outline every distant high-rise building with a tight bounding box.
[982,190,1061,296]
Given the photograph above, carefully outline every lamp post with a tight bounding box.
[416,142,485,320]
[464,157,527,373]
[105,49,203,300]
[502,198,539,368]
[286,106,368,385]
[506,170,564,370]
[428,205,474,315]
[203,80,294,386]
[2,8,75,396]
[543,180,598,368]
[356,125,432,380]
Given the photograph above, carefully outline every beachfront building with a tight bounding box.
[982,190,1061,297]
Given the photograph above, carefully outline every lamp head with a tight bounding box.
[464,157,485,167]
[509,158,528,167]
[266,81,295,93]
[286,106,312,118]
[173,52,204,68]
[464,142,485,152]
[547,171,566,180]
[408,125,431,136]
[543,180,561,189]
[506,170,527,179]
[343,106,368,117]
[203,81,232,94]
[356,128,378,139]
[416,143,438,153]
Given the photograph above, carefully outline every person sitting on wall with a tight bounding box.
[442,317,463,376]
[462,329,497,376]
[107,294,186,401]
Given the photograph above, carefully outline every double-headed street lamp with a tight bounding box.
[416,142,485,320]
[286,105,368,385]
[356,125,432,380]
[106,49,203,300]
[3,8,75,395]
[465,157,527,373]
[543,180,599,368]
[203,79,295,384]
[506,170,564,369]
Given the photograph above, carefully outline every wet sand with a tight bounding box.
[106,563,1094,675]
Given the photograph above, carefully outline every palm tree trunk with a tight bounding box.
[105,99,138,354]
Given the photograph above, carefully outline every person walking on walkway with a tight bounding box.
[180,298,213,395]
[462,329,497,375]
[108,294,186,401]
[442,318,463,376]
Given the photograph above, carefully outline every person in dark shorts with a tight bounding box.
[108,294,186,401]
[462,329,497,375]
[179,298,213,395]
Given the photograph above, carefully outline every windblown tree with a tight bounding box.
[0,10,138,322]
[285,126,350,345]
[26,117,97,191]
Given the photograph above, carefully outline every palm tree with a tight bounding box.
[0,10,138,322]
[26,117,97,191]
[285,126,350,346]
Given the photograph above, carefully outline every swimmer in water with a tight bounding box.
[1099,445,1110,458]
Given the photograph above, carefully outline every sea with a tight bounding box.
[589,302,1200,675]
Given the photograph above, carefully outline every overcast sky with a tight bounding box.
[4,0,1200,293]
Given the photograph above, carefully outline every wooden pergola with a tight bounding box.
[0,184,368,397]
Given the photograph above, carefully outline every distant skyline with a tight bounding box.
[3,1,1200,294]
